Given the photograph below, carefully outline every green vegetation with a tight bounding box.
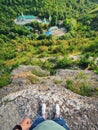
[28,75,39,84]
[66,72,94,96]
[0,74,10,88]
[55,56,72,69]
[0,38,98,88]
[32,68,49,77]
[54,79,62,85]
[0,0,98,98]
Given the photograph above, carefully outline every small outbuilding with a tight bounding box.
[45,31,52,35]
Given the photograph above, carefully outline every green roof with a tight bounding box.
[17,15,35,20]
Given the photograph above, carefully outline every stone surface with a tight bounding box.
[0,65,98,130]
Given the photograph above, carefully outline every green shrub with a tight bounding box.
[95,87,98,91]
[3,50,16,60]
[79,54,98,71]
[66,72,94,96]
[66,80,78,93]
[31,59,43,67]
[32,69,42,77]
[58,44,67,54]
[66,80,73,88]
[39,46,48,52]
[95,87,98,95]
[0,74,10,88]
[50,69,56,75]
[11,62,19,70]
[42,61,53,70]
[94,66,98,74]
[83,41,98,55]
[79,55,90,69]
[56,56,72,68]
[50,45,59,53]
[66,79,93,96]
[28,75,39,84]
[80,83,93,96]
[38,52,49,58]
[0,62,19,88]
[54,79,62,84]
[32,69,49,77]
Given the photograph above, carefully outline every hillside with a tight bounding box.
[0,1,98,130]
[0,0,98,87]
[0,0,97,20]
[0,0,98,39]
[0,0,98,88]
[0,65,98,130]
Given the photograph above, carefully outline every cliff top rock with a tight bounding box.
[0,65,98,130]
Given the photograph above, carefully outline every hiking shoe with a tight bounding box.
[41,103,46,118]
[55,104,60,117]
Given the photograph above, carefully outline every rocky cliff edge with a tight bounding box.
[0,65,98,130]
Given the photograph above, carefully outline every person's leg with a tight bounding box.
[29,103,46,130]
[53,104,70,130]
[29,115,45,130]
[54,117,70,130]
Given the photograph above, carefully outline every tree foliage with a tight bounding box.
[0,0,98,88]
